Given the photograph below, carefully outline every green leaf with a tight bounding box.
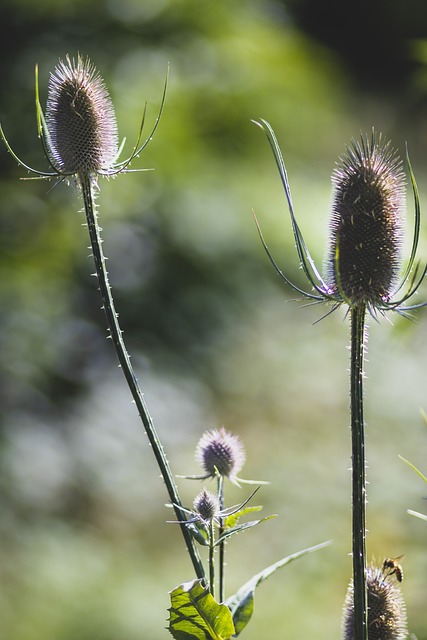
[224,505,262,529]
[226,540,331,636]
[215,515,276,546]
[399,455,427,483]
[187,521,209,546]
[169,579,235,640]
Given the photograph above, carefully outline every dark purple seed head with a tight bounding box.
[327,134,405,308]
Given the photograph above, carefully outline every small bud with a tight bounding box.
[46,54,118,175]
[196,427,245,480]
[342,562,408,640]
[193,488,220,522]
[327,133,405,309]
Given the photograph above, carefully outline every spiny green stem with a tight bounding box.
[217,475,225,603]
[79,173,205,581]
[208,519,215,598]
[350,304,368,640]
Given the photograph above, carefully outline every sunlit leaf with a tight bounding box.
[226,540,331,636]
[169,579,235,640]
[215,515,276,546]
[224,505,262,529]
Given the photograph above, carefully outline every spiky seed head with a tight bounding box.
[193,488,220,522]
[342,562,408,640]
[327,133,405,309]
[195,427,245,479]
[45,54,118,175]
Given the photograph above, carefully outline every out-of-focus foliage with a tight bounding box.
[1,1,427,639]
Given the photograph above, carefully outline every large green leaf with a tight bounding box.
[169,579,235,640]
[226,540,331,636]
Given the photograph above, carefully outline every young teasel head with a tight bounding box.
[252,120,427,317]
[195,427,246,483]
[327,133,405,310]
[0,54,168,182]
[45,54,119,176]
[193,488,221,523]
[342,561,408,640]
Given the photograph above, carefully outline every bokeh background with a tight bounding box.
[1,0,427,638]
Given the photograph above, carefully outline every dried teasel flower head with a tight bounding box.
[196,427,245,481]
[327,133,406,309]
[342,561,408,640]
[45,54,119,176]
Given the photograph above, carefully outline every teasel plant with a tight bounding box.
[253,119,427,640]
[181,427,265,602]
[0,54,206,583]
[1,57,334,639]
[168,426,331,638]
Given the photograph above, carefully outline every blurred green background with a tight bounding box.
[1,0,427,638]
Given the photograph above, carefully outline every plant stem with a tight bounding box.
[208,519,215,598]
[79,173,205,582]
[217,474,225,603]
[350,304,368,640]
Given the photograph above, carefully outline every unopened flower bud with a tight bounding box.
[193,488,220,522]
[46,54,118,175]
[196,427,245,480]
[327,134,405,309]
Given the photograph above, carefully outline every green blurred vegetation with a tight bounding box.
[1,0,427,638]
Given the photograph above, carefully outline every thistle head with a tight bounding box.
[45,54,119,176]
[342,561,408,640]
[327,133,406,309]
[195,427,245,481]
[193,488,220,523]
[253,120,426,317]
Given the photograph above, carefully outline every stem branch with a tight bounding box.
[80,173,205,581]
[208,520,215,598]
[217,475,225,603]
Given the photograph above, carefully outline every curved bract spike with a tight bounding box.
[35,63,65,175]
[253,211,326,301]
[392,146,422,296]
[252,118,329,293]
[311,302,342,324]
[389,261,427,308]
[35,64,43,140]
[113,64,169,173]
[112,102,148,171]
[0,123,58,177]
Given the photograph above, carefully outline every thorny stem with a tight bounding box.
[350,304,368,640]
[79,173,205,582]
[208,519,215,598]
[217,474,225,603]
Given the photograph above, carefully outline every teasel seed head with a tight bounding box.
[193,488,220,522]
[45,54,119,176]
[327,133,405,309]
[196,427,245,480]
[342,562,408,640]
